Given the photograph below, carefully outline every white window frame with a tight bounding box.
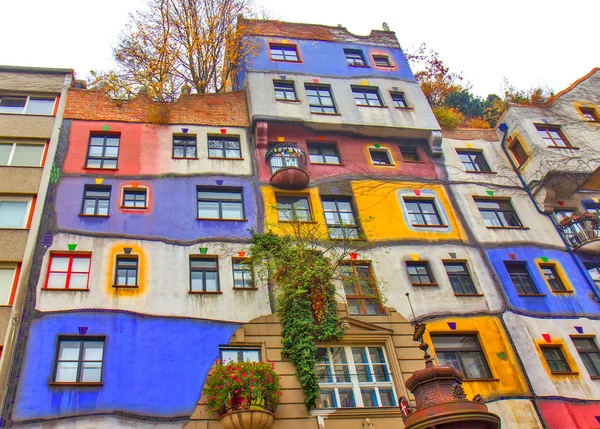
[368,146,395,167]
[0,95,56,115]
[0,141,46,167]
[0,196,32,229]
[0,264,17,305]
[317,345,397,408]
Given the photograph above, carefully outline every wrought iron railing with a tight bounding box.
[559,212,600,248]
[265,143,307,174]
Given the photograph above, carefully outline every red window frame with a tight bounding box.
[44,253,91,290]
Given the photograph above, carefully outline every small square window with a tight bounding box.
[344,49,367,67]
[190,256,219,292]
[274,81,298,101]
[322,197,359,239]
[580,107,599,122]
[270,44,299,62]
[403,198,444,226]
[0,142,45,167]
[406,262,435,285]
[369,149,392,166]
[208,136,241,159]
[539,263,567,292]
[372,55,392,68]
[86,134,120,169]
[232,258,254,289]
[474,198,522,228]
[122,188,147,209]
[82,186,111,216]
[197,187,244,220]
[276,195,312,222]
[173,135,197,159]
[53,337,105,383]
[457,150,491,172]
[536,125,572,148]
[220,346,261,364]
[114,255,138,287]
[444,262,477,295]
[0,198,31,228]
[399,146,420,162]
[45,254,91,290]
[390,92,409,108]
[352,87,383,107]
[305,85,337,114]
[505,261,539,295]
[0,266,17,305]
[541,346,572,373]
[509,138,528,166]
[431,335,492,379]
[307,143,340,165]
[572,337,600,377]
[340,263,384,315]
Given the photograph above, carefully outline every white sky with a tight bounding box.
[2,0,598,97]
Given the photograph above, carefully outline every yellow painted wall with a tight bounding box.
[105,243,148,297]
[425,316,530,399]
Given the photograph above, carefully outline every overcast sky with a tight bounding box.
[2,0,598,97]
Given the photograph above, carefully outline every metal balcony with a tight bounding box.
[265,144,309,190]
[559,212,600,253]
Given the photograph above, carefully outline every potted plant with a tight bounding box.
[204,361,281,429]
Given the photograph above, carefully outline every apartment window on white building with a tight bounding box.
[0,142,46,166]
[0,197,31,228]
[0,95,55,115]
[0,266,16,305]
[535,124,573,148]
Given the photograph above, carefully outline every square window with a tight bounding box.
[390,92,409,108]
[122,188,147,209]
[536,125,572,148]
[173,135,197,159]
[86,134,120,169]
[505,261,539,295]
[114,255,138,287]
[406,262,435,285]
[276,195,312,222]
[304,85,337,114]
[197,187,244,220]
[443,262,477,295]
[457,150,491,172]
[340,263,383,315]
[53,337,104,383]
[308,143,341,165]
[45,254,91,290]
[270,44,299,62]
[220,346,261,364]
[81,186,111,216]
[208,136,241,159]
[399,146,420,162]
[580,107,599,122]
[274,81,298,101]
[322,197,359,239]
[0,142,45,167]
[372,55,392,68]
[403,198,444,226]
[539,263,567,292]
[474,198,522,228]
[572,337,600,377]
[232,258,254,289]
[430,335,492,379]
[541,346,572,373]
[0,266,16,305]
[509,138,528,166]
[344,49,367,67]
[352,87,383,107]
[190,256,219,292]
[0,198,30,228]
[369,149,392,166]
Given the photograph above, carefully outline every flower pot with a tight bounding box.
[219,409,275,429]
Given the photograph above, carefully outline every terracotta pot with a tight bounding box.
[219,409,275,429]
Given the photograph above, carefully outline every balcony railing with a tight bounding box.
[265,144,309,189]
[559,212,600,249]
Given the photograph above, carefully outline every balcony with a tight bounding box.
[265,144,309,190]
[559,212,600,253]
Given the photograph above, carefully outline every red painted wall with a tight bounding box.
[538,399,600,428]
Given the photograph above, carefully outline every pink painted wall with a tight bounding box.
[538,399,600,428]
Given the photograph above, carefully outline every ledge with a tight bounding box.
[207,157,245,161]
[275,99,302,103]
[112,285,139,289]
[82,167,118,171]
[356,105,388,109]
[465,170,497,175]
[309,162,344,166]
[395,107,414,111]
[464,377,500,382]
[311,407,401,418]
[411,283,438,287]
[551,290,574,294]
[42,288,89,292]
[189,291,223,295]
[455,293,484,297]
[547,146,580,150]
[411,224,448,228]
[120,206,147,210]
[311,112,341,116]
[550,371,579,376]
[49,382,103,387]
[486,226,529,230]
[196,217,248,222]
[402,160,426,164]
[233,287,258,291]
[517,293,547,297]
[172,157,199,160]
[79,214,110,218]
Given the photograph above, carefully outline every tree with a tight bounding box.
[88,0,261,101]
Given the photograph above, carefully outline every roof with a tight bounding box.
[0,65,73,74]
[442,128,498,141]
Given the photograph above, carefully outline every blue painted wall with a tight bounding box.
[487,247,600,316]
[13,312,239,420]
[55,177,259,241]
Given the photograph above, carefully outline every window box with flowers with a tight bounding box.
[204,361,282,429]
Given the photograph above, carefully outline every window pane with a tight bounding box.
[10,144,43,166]
[69,273,89,289]
[198,201,220,218]
[0,97,26,113]
[26,98,54,115]
[338,390,355,407]
[222,350,238,363]
[0,267,15,304]
[55,362,78,382]
[361,388,378,407]
[241,350,260,362]
[319,390,336,408]
[50,257,70,271]
[0,201,28,228]
[59,341,81,360]
[83,342,104,361]
[48,272,67,289]
[221,202,243,219]
[461,351,491,378]
[379,389,396,406]
[81,361,102,382]
[205,271,219,291]
[0,144,12,165]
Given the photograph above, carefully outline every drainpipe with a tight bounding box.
[497,123,600,302]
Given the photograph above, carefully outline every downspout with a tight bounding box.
[497,123,600,302]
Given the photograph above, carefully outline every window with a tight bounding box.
[208,136,241,159]
[232,258,254,289]
[53,337,104,383]
[274,81,298,101]
[270,44,299,62]
[372,55,392,68]
[0,198,30,228]
[276,195,312,221]
[403,198,443,226]
[586,264,600,289]
[308,143,340,165]
[539,264,567,292]
[267,143,303,173]
[81,186,110,216]
[114,256,138,287]
[457,150,491,172]
[536,125,571,148]
[305,85,337,114]
[430,335,492,379]
[399,146,420,162]
[369,149,392,166]
[580,107,599,122]
[190,257,219,292]
[406,262,435,285]
[344,49,367,67]
[352,87,383,107]
[197,188,244,220]
[0,95,55,115]
[474,198,522,228]
[45,254,91,290]
[86,134,119,169]
[322,197,359,239]
[340,263,383,315]
[572,337,600,377]
[316,346,396,408]
[390,92,409,108]
[0,266,16,305]
[122,188,147,209]
[0,142,45,166]
[443,262,477,295]
[509,138,528,166]
[505,262,539,295]
[541,346,572,373]
[220,347,261,364]
[173,135,197,159]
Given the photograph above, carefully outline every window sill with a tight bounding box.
[355,105,388,109]
[311,407,401,418]
[465,170,497,174]
[402,160,425,164]
[517,293,546,297]
[311,112,341,116]
[590,375,600,379]
[550,371,579,375]
[172,157,200,160]
[279,220,317,224]
[551,290,574,294]
[309,162,344,166]
[411,283,438,287]
[112,285,139,289]
[275,99,301,103]
[120,206,148,210]
[83,167,118,171]
[207,157,245,161]
[348,65,370,68]
[410,224,448,228]
[371,164,396,168]
[79,214,110,218]
[0,165,43,169]
[455,293,484,297]
[272,59,302,63]
[0,227,29,230]
[546,146,579,150]
[49,382,103,386]
[43,288,89,292]
[395,107,413,111]
[189,291,223,295]
[486,226,529,230]
[233,287,258,291]
[464,378,500,382]
[196,218,248,222]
